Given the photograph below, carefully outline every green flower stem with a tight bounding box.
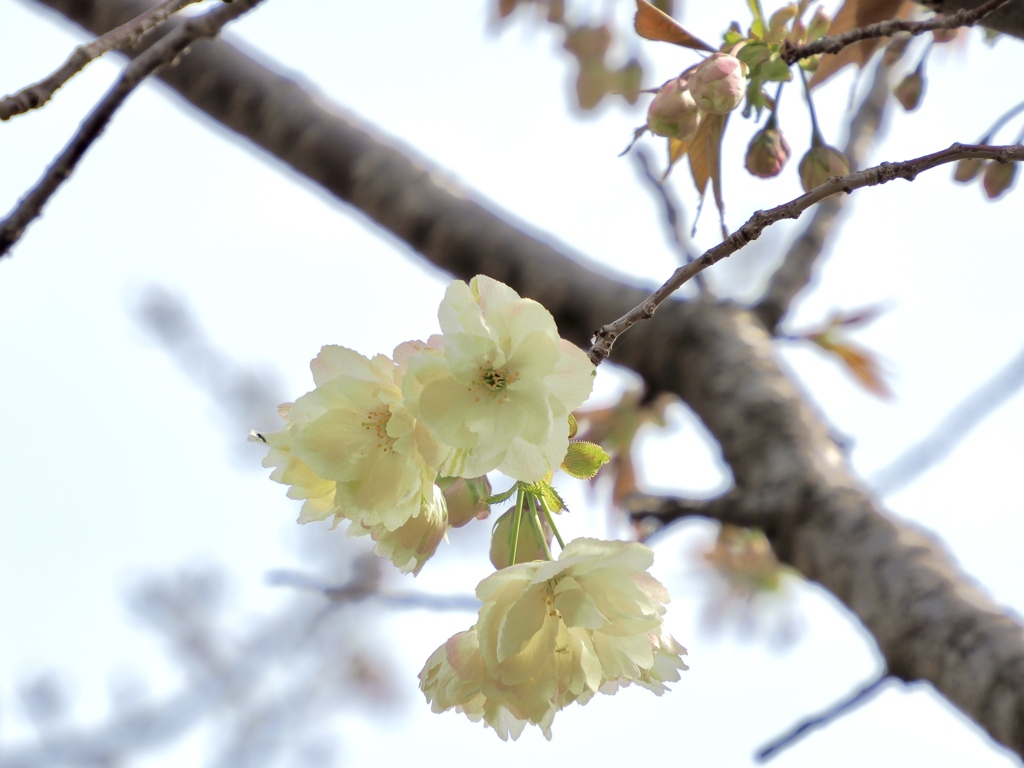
[800,69,824,145]
[529,497,555,562]
[537,493,566,551]
[509,487,525,566]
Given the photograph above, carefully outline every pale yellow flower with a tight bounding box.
[419,537,687,739]
[257,344,447,573]
[403,276,594,482]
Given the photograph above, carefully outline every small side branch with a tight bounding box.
[781,0,1014,64]
[588,142,1024,365]
[0,0,268,259]
[753,59,890,332]
[0,0,204,121]
[631,146,709,295]
[871,339,1024,495]
[626,491,770,534]
[756,672,892,761]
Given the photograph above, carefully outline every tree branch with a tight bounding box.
[0,0,202,121]
[23,0,1024,757]
[871,338,1024,495]
[782,0,1016,64]
[0,0,267,259]
[589,142,1024,365]
[753,58,890,332]
[756,672,893,761]
[921,0,1024,41]
[631,146,709,295]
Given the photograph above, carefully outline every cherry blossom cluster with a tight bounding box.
[255,275,688,738]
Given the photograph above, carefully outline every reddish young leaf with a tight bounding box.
[634,0,716,51]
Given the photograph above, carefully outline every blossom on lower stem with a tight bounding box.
[257,344,448,573]
[419,537,688,739]
[403,275,595,482]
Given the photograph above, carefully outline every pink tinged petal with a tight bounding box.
[309,345,390,387]
[632,572,671,604]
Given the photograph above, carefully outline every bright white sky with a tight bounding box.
[1,1,1023,766]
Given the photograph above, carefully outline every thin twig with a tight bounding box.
[0,0,204,121]
[754,59,891,331]
[588,142,1024,365]
[756,673,892,761]
[781,0,1014,64]
[871,340,1024,495]
[631,146,709,295]
[0,0,267,259]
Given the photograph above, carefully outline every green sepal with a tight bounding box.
[522,480,569,515]
[561,441,611,480]
[568,412,579,439]
[482,485,518,506]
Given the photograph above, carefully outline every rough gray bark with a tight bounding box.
[22,0,1024,758]
[923,0,1024,40]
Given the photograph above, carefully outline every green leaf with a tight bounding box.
[561,441,611,480]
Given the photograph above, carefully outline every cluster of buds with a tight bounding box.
[647,52,749,141]
[955,156,1019,199]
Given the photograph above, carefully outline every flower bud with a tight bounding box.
[688,53,749,115]
[647,76,702,142]
[745,125,791,178]
[439,476,491,529]
[894,67,924,111]
[798,143,850,192]
[489,508,550,569]
[954,157,984,183]
[983,161,1018,199]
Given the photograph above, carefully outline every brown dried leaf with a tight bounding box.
[687,112,729,237]
[634,0,715,51]
[661,136,690,180]
[810,0,914,88]
[814,336,892,398]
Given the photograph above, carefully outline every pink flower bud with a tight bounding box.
[894,67,924,111]
[688,53,749,115]
[647,76,702,142]
[983,161,1018,199]
[798,143,850,192]
[745,125,791,178]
